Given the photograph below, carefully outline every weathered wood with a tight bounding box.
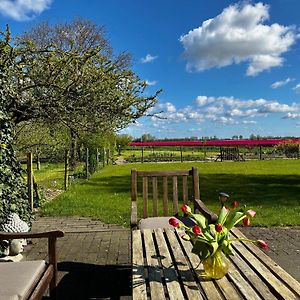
[192,167,200,200]
[132,228,300,300]
[154,229,185,300]
[230,229,298,299]
[132,230,147,300]
[172,176,178,215]
[27,152,34,211]
[182,175,188,204]
[165,230,204,300]
[231,228,300,298]
[162,177,168,216]
[152,177,158,217]
[143,229,166,299]
[137,170,190,177]
[142,176,148,218]
[182,238,224,300]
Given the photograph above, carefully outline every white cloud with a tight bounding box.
[258,102,297,113]
[292,83,300,93]
[0,0,52,21]
[283,112,300,119]
[271,77,293,89]
[180,2,297,76]
[145,80,157,86]
[140,54,158,64]
[242,120,257,124]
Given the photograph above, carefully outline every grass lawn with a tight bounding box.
[39,160,300,227]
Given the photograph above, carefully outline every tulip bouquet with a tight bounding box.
[168,200,268,274]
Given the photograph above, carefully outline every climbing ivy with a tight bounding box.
[0,28,31,226]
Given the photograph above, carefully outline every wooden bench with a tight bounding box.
[132,228,300,299]
[0,230,64,300]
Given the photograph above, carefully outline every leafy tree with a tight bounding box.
[0,20,159,224]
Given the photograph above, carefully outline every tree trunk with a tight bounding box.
[69,129,78,171]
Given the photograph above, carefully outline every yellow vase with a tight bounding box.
[202,250,229,280]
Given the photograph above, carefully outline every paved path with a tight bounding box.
[22,216,300,299]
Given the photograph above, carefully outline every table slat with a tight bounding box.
[231,229,298,300]
[143,229,166,299]
[154,229,185,300]
[232,228,300,298]
[132,230,147,300]
[165,229,204,300]
[182,238,224,300]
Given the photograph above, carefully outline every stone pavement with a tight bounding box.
[22,216,300,299]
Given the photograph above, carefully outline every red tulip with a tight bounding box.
[181,204,192,214]
[215,223,223,233]
[169,217,180,228]
[232,200,239,208]
[257,240,268,250]
[243,217,251,226]
[192,225,202,235]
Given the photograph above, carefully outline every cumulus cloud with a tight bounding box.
[145,80,157,86]
[283,112,300,119]
[140,54,158,63]
[0,0,52,21]
[271,77,293,89]
[293,83,300,93]
[180,2,297,76]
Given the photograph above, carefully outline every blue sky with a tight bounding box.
[1,0,300,139]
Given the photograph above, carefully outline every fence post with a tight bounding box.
[27,152,33,211]
[102,148,106,168]
[64,150,69,191]
[36,150,41,171]
[86,148,89,179]
[141,147,144,163]
[180,146,183,163]
[107,149,110,165]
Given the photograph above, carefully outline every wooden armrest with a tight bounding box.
[131,201,138,230]
[0,230,64,240]
[194,199,218,224]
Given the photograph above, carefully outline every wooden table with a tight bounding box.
[132,228,300,300]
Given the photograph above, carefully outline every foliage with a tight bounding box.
[0,113,31,226]
[0,19,159,222]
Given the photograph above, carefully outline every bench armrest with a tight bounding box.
[194,198,218,224]
[0,230,64,240]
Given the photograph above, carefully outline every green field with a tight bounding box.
[39,160,300,227]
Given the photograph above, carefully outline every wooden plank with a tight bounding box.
[230,229,298,299]
[232,228,300,298]
[182,239,223,300]
[142,177,148,218]
[132,230,147,300]
[182,176,188,204]
[172,176,178,215]
[162,177,168,216]
[154,229,185,300]
[192,167,200,200]
[143,229,166,299]
[226,268,262,300]
[165,230,204,300]
[152,177,158,217]
[137,170,190,177]
[229,249,277,299]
